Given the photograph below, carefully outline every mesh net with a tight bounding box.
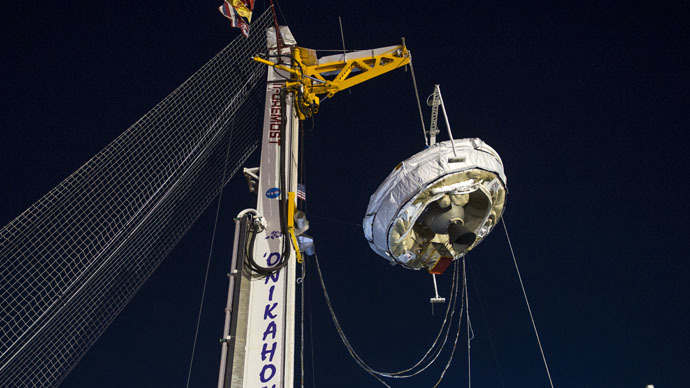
[0,10,273,387]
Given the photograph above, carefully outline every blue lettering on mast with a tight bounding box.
[260,364,277,383]
[259,250,282,386]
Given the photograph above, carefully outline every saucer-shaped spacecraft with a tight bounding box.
[363,138,507,274]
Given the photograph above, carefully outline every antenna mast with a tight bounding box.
[427,84,441,145]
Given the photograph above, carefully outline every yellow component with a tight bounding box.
[253,56,302,77]
[252,40,411,120]
[295,47,317,66]
[287,192,303,263]
[230,0,252,21]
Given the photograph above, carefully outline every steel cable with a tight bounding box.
[502,218,556,388]
[312,249,467,386]
[408,54,429,147]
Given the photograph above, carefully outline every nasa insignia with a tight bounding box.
[265,187,280,199]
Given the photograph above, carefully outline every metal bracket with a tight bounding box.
[430,274,446,304]
[252,216,266,232]
[243,167,260,193]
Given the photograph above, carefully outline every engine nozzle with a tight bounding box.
[448,221,476,253]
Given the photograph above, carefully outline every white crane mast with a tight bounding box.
[218,26,300,388]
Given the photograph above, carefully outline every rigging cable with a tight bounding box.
[468,262,507,388]
[273,0,288,27]
[299,258,306,388]
[268,0,283,52]
[502,218,556,388]
[184,121,236,388]
[312,250,391,387]
[373,262,461,379]
[408,54,429,147]
[307,261,318,388]
[385,262,461,378]
[465,258,474,388]
[313,249,466,386]
[296,87,310,387]
[298,100,310,388]
[431,257,468,388]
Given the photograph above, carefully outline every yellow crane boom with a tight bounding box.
[254,41,411,119]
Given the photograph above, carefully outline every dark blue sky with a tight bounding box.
[2,1,689,387]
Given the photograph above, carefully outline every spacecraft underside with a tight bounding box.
[363,138,507,273]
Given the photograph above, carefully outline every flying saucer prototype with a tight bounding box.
[363,138,507,274]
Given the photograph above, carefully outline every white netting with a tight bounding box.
[0,10,273,387]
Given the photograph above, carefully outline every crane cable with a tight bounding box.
[502,218,556,388]
[408,54,429,147]
[313,250,467,386]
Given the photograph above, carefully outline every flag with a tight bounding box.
[218,2,249,38]
[230,0,253,22]
[297,183,306,201]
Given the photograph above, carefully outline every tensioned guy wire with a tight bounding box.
[468,262,506,388]
[502,218,556,388]
[185,120,236,388]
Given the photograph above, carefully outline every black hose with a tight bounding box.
[243,87,292,276]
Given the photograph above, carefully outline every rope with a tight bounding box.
[502,218,556,388]
[408,54,429,147]
[184,123,236,388]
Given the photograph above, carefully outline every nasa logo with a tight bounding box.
[265,187,280,199]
